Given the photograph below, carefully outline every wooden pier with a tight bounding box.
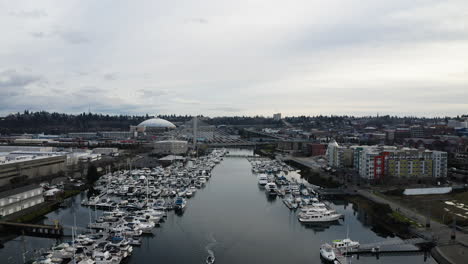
[0,221,64,238]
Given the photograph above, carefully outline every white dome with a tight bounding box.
[138,118,176,128]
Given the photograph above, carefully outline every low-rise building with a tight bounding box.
[92,148,119,156]
[153,140,188,155]
[0,185,44,217]
[100,131,133,139]
[68,132,98,139]
[0,155,66,187]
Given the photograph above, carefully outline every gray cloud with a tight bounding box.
[29,29,90,44]
[185,18,209,24]
[209,106,243,113]
[54,30,90,44]
[0,69,41,89]
[103,73,118,80]
[1,1,467,117]
[76,86,107,95]
[30,32,47,38]
[138,89,170,98]
[9,9,47,19]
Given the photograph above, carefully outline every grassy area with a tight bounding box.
[390,211,424,228]
[383,190,468,226]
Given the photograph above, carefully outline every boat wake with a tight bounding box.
[205,233,217,257]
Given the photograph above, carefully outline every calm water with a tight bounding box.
[1,149,436,264]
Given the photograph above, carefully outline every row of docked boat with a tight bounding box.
[31,149,228,264]
[250,156,360,263]
[248,157,359,263]
[249,158,344,224]
[248,158,295,174]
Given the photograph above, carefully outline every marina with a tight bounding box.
[0,149,436,264]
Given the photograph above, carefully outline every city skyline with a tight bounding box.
[1,0,467,117]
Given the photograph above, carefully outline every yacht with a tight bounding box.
[298,210,342,223]
[257,174,268,186]
[320,243,336,262]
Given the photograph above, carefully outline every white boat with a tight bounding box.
[77,258,95,264]
[257,174,268,186]
[298,210,342,223]
[320,243,336,262]
[189,186,197,194]
[332,238,360,250]
[265,182,277,195]
[32,256,52,264]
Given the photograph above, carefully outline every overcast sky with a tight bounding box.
[0,0,467,117]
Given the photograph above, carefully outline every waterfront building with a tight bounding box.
[0,185,44,217]
[153,140,188,155]
[353,146,448,180]
[357,146,397,181]
[0,155,66,187]
[386,149,433,178]
[326,140,355,168]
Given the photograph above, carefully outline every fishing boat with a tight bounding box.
[332,238,360,250]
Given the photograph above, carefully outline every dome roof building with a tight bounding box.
[137,118,176,129]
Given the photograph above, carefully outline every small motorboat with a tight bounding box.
[320,243,336,262]
[206,255,215,264]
